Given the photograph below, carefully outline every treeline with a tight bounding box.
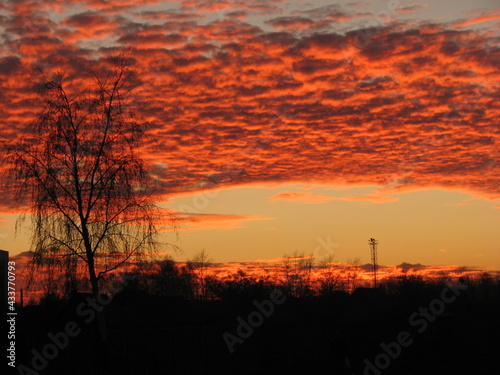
[24,251,368,304]
[26,250,500,305]
[16,253,500,375]
[126,257,500,302]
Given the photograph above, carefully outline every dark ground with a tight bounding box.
[6,280,500,375]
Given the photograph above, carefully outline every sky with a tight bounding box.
[0,0,499,271]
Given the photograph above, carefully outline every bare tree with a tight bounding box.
[4,54,172,298]
[279,251,314,297]
[317,254,342,295]
[187,249,213,300]
[343,257,361,293]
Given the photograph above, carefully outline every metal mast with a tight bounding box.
[368,238,378,288]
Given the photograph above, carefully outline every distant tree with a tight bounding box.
[187,249,213,300]
[380,274,426,296]
[343,257,361,293]
[138,256,194,298]
[203,275,224,300]
[317,255,342,296]
[210,273,275,302]
[4,53,173,298]
[279,251,314,297]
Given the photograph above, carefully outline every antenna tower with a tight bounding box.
[368,238,378,288]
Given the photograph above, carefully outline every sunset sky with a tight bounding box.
[0,0,498,271]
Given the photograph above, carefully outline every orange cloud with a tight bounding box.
[175,213,274,230]
[270,191,398,204]
[453,10,500,28]
[0,1,498,210]
[270,192,337,204]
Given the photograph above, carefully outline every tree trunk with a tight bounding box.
[87,250,109,374]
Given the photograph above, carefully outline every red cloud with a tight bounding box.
[0,2,498,209]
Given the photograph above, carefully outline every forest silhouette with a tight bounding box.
[12,255,500,375]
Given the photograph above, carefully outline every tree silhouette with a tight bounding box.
[5,54,170,298]
[279,251,314,297]
[317,255,342,295]
[187,249,213,300]
[343,257,361,293]
[133,255,194,298]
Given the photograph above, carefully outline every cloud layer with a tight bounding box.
[0,0,498,209]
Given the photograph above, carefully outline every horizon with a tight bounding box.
[9,248,500,304]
